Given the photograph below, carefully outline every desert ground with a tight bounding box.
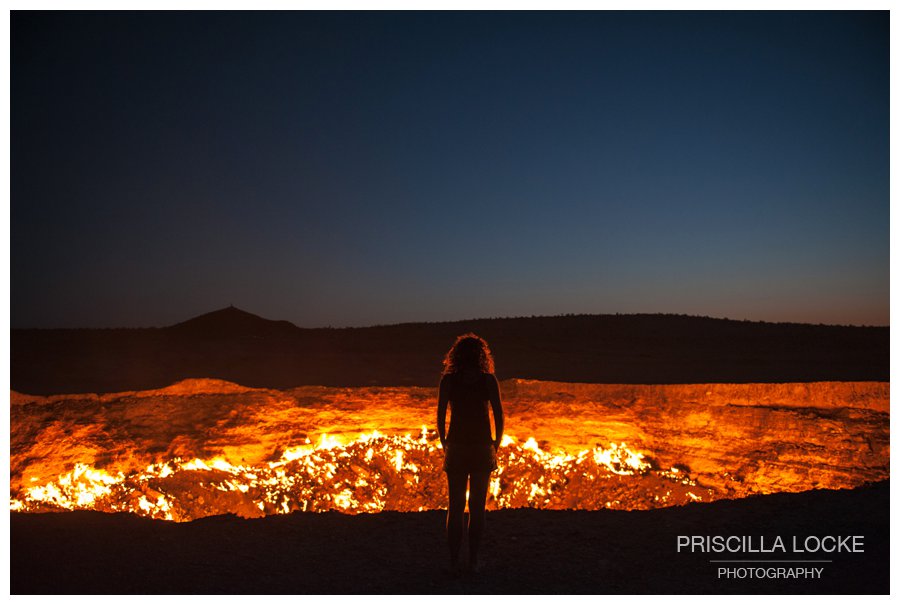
[11,481,889,594]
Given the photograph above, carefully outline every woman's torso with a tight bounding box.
[446,370,492,444]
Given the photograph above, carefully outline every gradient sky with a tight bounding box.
[11,11,889,328]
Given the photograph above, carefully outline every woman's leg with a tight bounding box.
[467,471,491,571]
[446,470,468,571]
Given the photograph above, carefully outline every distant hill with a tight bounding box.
[170,305,300,338]
[11,307,889,394]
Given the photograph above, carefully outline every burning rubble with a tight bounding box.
[10,429,707,521]
[10,378,888,521]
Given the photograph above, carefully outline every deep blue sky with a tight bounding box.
[12,11,889,328]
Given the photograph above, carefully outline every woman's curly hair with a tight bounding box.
[442,333,495,375]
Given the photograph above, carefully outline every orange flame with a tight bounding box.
[10,427,706,521]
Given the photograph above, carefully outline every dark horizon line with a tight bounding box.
[9,306,891,332]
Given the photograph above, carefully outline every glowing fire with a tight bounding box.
[9,427,704,522]
[11,379,888,522]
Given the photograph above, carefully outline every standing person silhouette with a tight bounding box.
[437,333,504,575]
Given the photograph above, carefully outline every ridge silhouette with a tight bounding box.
[11,309,889,395]
[171,306,300,338]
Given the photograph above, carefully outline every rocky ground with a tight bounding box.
[11,481,889,594]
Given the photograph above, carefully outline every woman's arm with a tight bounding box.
[437,375,449,448]
[488,374,504,449]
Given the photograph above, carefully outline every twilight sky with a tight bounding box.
[11,11,889,328]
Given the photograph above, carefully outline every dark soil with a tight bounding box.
[11,480,889,594]
[11,308,889,394]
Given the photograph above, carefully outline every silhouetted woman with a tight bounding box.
[437,333,504,574]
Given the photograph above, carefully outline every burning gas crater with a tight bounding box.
[10,429,703,521]
[10,378,888,522]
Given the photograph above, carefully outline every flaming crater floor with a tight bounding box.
[10,378,889,520]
